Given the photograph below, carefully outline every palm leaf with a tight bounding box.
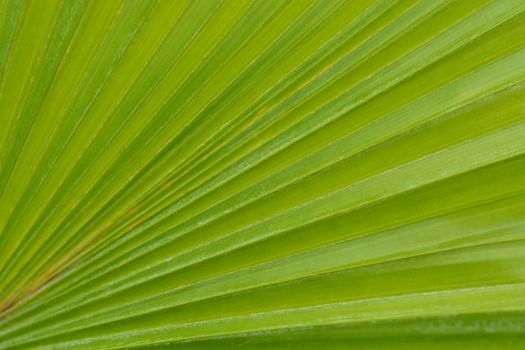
[0,0,524,348]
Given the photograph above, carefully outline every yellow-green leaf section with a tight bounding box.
[0,0,524,349]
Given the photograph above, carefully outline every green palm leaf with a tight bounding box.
[0,0,524,348]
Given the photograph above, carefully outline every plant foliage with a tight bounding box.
[0,0,524,348]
